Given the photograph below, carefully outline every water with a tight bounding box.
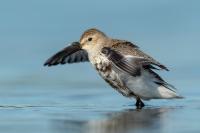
[0,85,200,133]
[0,0,200,133]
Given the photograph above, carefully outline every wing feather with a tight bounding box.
[111,40,169,71]
[44,42,88,66]
[102,47,168,77]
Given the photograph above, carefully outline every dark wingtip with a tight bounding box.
[164,67,169,71]
[160,65,169,71]
[43,58,56,67]
[43,62,49,66]
[43,59,51,67]
[43,62,48,66]
[43,60,48,66]
[43,60,58,67]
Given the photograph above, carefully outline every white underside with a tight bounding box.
[90,54,181,100]
[119,70,180,100]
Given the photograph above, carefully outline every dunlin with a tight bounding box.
[44,28,182,108]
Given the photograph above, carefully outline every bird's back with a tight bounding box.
[110,39,167,70]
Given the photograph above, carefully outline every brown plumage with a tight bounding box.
[44,28,182,109]
[111,40,169,71]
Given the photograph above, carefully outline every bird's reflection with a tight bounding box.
[52,107,173,133]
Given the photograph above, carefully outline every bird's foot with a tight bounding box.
[135,98,145,109]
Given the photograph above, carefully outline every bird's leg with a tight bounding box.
[135,97,145,109]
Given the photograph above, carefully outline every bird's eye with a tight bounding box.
[88,37,92,41]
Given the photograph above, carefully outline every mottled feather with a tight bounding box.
[111,39,169,71]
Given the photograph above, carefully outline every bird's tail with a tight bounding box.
[157,84,183,99]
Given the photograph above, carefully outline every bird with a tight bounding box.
[44,28,182,109]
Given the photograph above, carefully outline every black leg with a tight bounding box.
[135,97,145,109]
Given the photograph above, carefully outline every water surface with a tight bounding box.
[0,0,200,133]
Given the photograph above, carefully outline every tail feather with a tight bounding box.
[155,81,176,92]
[147,69,183,99]
[157,85,183,99]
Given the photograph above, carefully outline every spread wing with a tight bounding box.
[44,42,88,66]
[111,40,169,71]
[102,47,168,77]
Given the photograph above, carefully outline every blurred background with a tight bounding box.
[0,0,199,89]
[0,0,199,133]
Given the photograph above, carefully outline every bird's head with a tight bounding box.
[78,28,109,55]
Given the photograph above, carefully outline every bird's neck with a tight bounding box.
[87,38,112,63]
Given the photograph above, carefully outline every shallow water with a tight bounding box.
[0,0,200,133]
[0,84,200,133]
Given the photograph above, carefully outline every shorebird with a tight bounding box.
[44,28,182,108]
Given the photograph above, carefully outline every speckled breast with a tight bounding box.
[91,55,134,97]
